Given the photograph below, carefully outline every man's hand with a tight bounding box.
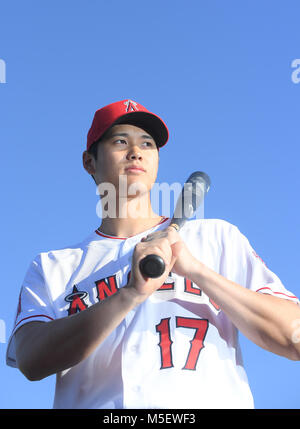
[125,227,199,304]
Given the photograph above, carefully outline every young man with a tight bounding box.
[6,99,300,409]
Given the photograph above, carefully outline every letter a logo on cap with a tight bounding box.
[124,99,138,112]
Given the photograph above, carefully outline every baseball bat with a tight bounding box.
[139,171,211,278]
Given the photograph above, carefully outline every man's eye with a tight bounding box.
[115,139,127,144]
[142,141,154,147]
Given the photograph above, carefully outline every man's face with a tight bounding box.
[83,124,159,196]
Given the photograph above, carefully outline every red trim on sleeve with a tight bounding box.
[256,287,298,300]
[15,314,54,328]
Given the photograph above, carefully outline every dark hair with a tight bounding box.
[87,126,114,161]
[87,127,115,184]
[87,139,100,161]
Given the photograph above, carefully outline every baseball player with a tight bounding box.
[6,99,300,409]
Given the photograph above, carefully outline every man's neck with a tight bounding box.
[98,214,165,238]
[97,193,165,238]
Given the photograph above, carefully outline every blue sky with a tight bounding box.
[0,0,300,409]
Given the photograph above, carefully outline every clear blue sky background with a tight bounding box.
[0,0,299,409]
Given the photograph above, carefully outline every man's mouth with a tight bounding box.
[124,165,146,173]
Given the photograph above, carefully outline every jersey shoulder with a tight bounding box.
[182,217,239,236]
[32,230,99,267]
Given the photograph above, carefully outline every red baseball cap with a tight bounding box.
[86,99,169,151]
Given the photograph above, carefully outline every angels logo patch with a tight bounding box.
[64,285,89,315]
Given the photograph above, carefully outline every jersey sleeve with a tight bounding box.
[225,224,299,304]
[6,255,56,368]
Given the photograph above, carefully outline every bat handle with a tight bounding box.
[138,223,180,278]
[139,254,166,278]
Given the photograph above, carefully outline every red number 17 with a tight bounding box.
[156,317,209,371]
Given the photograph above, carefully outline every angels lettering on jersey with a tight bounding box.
[63,270,221,316]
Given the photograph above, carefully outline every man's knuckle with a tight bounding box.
[135,242,144,252]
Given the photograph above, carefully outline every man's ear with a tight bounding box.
[82,150,96,175]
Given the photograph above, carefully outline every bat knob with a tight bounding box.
[139,254,166,278]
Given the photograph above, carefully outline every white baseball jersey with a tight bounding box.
[6,217,299,409]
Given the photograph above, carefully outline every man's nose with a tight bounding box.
[127,147,142,160]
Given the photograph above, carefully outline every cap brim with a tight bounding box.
[111,111,169,148]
